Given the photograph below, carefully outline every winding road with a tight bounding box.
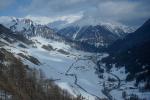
[97,60,121,100]
[64,54,121,100]
[65,57,101,100]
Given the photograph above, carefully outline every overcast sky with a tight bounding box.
[0,0,150,27]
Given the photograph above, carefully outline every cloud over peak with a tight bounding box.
[0,0,150,27]
[25,13,82,25]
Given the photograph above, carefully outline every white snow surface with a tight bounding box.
[1,35,150,100]
[3,36,107,100]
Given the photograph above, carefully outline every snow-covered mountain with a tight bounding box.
[0,16,135,48]
[0,16,58,39]
[98,22,134,37]
[0,16,102,52]
[57,23,134,47]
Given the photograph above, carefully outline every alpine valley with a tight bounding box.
[0,16,150,100]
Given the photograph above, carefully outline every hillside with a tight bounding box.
[102,19,150,85]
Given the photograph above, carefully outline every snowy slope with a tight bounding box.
[0,16,34,31]
[99,22,134,37]
[1,33,150,100]
[1,36,107,100]
[0,16,57,39]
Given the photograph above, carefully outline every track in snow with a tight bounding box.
[97,61,121,100]
[65,57,101,100]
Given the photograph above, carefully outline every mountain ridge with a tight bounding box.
[102,18,150,83]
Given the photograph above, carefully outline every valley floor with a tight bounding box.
[1,36,150,100]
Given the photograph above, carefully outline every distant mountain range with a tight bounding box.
[0,16,134,48]
[57,24,134,47]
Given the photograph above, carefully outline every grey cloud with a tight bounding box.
[81,1,150,27]
[23,0,102,16]
[22,0,150,27]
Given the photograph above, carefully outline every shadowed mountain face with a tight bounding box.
[102,19,150,82]
[108,19,150,54]
[0,24,33,44]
